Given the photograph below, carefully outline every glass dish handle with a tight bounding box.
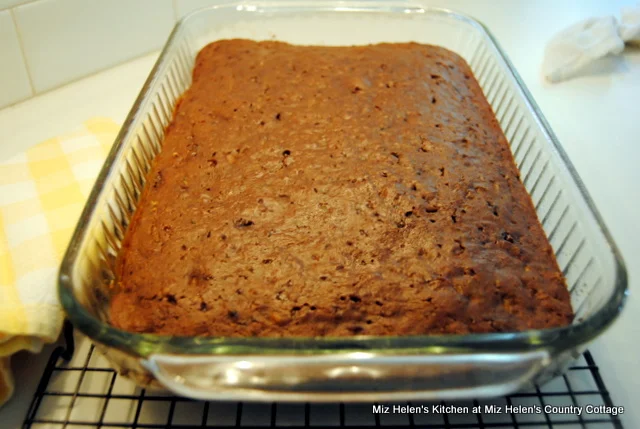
[142,351,550,401]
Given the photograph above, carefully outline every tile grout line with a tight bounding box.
[9,6,37,96]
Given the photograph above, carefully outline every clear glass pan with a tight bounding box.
[59,1,627,402]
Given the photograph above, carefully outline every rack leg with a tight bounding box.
[60,319,75,361]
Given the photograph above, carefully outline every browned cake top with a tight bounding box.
[110,40,573,337]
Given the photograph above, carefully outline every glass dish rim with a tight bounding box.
[58,0,628,358]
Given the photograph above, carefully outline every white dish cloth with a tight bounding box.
[542,6,640,83]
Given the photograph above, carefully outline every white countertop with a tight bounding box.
[1,1,639,428]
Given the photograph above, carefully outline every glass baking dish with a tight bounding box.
[58,1,628,402]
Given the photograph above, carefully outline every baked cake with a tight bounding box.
[110,40,573,337]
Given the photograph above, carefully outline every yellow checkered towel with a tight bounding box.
[0,118,119,406]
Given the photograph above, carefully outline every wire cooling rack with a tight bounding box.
[23,322,624,429]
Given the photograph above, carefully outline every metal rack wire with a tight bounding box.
[23,322,624,429]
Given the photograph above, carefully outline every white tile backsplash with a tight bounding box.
[12,0,175,93]
[0,0,32,10]
[173,0,220,19]
[0,10,33,108]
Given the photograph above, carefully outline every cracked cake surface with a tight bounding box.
[110,39,573,337]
